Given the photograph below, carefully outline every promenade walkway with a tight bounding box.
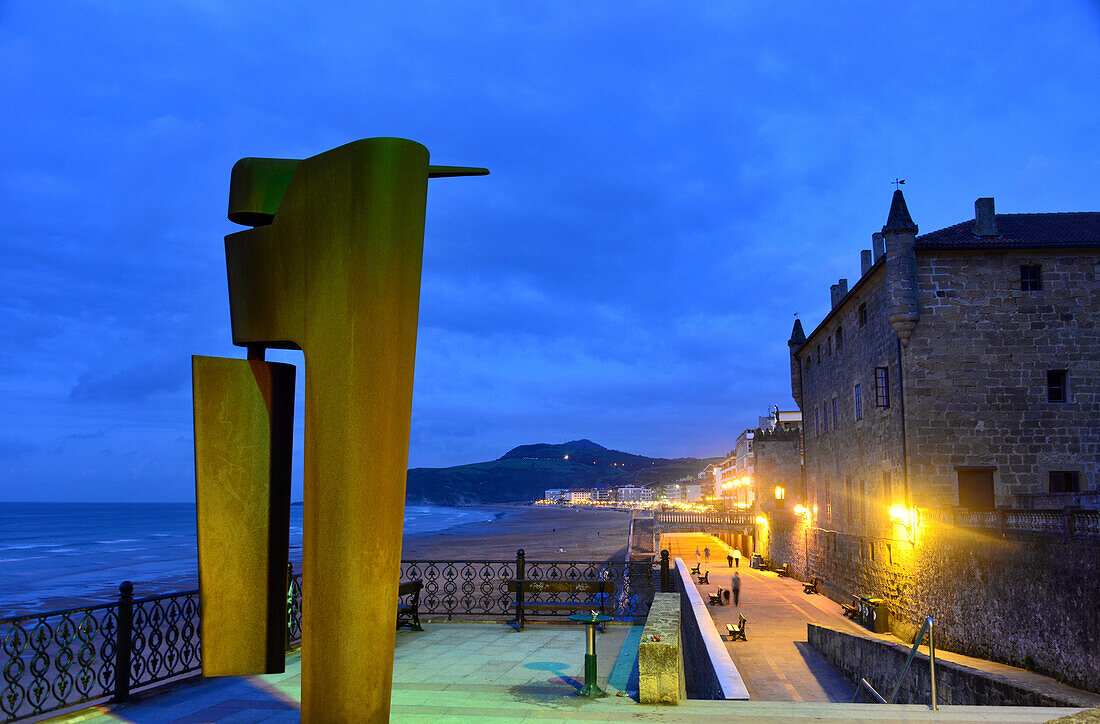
[661,532,1100,709]
[662,532,857,702]
[44,621,1084,722]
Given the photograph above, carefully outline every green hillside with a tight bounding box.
[405,439,719,505]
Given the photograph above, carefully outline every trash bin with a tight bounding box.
[861,598,889,633]
[751,554,761,569]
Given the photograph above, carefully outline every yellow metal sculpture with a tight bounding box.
[193,137,487,722]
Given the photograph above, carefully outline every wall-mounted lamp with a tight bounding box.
[889,504,921,543]
[793,503,809,517]
[755,516,767,526]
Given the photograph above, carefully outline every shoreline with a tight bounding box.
[2,504,633,618]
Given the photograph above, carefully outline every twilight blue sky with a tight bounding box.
[2,1,1098,502]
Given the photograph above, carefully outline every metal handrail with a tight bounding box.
[853,677,887,703]
[852,615,938,710]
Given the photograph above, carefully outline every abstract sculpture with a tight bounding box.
[193,137,487,722]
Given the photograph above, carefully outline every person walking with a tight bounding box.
[704,546,711,564]
[733,548,741,568]
[695,546,701,565]
[727,550,734,567]
[732,572,741,607]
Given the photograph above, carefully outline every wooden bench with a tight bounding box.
[396,579,424,631]
[689,563,701,576]
[507,579,616,630]
[775,563,791,578]
[802,577,819,595]
[697,570,709,585]
[757,559,771,571]
[708,586,724,606]
[726,613,747,641]
[841,595,860,619]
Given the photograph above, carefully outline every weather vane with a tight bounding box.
[893,178,906,189]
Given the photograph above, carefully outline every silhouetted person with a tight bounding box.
[727,551,733,567]
[704,546,711,563]
[732,572,741,606]
[733,548,741,568]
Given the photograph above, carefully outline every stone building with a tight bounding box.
[766,191,1100,691]
[790,191,1098,523]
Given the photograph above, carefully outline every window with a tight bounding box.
[854,383,863,420]
[815,407,821,435]
[831,397,838,428]
[957,469,995,509]
[875,367,890,407]
[828,336,833,355]
[858,303,867,327]
[845,476,853,525]
[1047,370,1068,402]
[817,345,822,363]
[1021,265,1042,291]
[822,402,829,432]
[835,327,843,351]
[1049,471,1080,494]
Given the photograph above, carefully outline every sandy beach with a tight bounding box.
[401,505,633,562]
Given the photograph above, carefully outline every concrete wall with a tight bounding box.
[808,623,1100,707]
[638,593,685,704]
[673,558,749,700]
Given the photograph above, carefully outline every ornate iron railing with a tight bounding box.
[1,555,655,722]
[400,554,658,623]
[1,575,307,723]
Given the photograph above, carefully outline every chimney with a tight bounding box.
[872,232,885,261]
[861,249,873,276]
[973,197,997,237]
[830,278,848,308]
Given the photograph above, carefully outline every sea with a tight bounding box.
[0,502,499,619]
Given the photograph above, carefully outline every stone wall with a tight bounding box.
[761,515,1100,693]
[808,623,1100,707]
[753,428,804,512]
[638,593,685,704]
[906,251,1100,507]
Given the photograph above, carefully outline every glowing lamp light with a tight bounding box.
[793,504,809,516]
[888,505,909,523]
[774,486,785,500]
[755,516,767,526]
[889,504,921,543]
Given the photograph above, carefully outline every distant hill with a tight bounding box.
[405,439,720,505]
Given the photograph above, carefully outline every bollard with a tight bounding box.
[660,550,670,593]
[113,581,134,702]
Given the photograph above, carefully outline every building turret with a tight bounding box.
[789,318,805,408]
[883,190,919,345]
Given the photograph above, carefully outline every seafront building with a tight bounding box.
[757,191,1100,692]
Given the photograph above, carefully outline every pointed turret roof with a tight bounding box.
[789,318,805,346]
[883,189,918,235]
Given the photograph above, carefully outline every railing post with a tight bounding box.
[928,617,937,710]
[113,581,133,703]
[515,549,526,629]
[660,550,670,592]
[286,562,294,651]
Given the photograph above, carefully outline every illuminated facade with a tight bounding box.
[791,192,1099,536]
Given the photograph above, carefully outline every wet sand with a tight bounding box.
[401,505,633,562]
